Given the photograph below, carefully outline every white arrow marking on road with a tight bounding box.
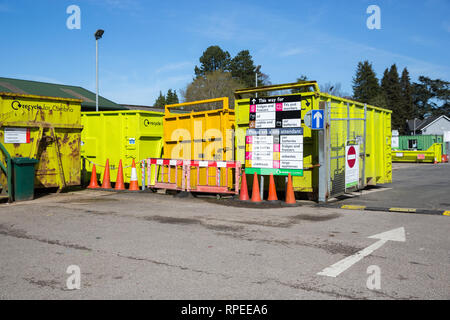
[313,111,323,128]
[317,227,406,278]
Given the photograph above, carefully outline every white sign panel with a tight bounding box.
[4,127,30,144]
[256,120,276,129]
[282,119,301,128]
[280,160,303,169]
[252,160,273,169]
[391,136,399,149]
[444,131,450,142]
[256,112,275,120]
[345,144,360,189]
[281,136,303,144]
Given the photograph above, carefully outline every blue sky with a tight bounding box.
[1,0,449,105]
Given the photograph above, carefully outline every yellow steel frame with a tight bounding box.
[165,97,229,115]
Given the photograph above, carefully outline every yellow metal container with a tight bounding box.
[0,92,83,189]
[81,111,164,186]
[234,82,392,197]
[392,143,442,163]
[163,98,235,189]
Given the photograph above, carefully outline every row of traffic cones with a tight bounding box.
[239,172,296,205]
[87,159,139,191]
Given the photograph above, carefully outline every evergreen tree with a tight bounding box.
[352,61,381,104]
[230,50,257,87]
[400,68,416,120]
[381,64,405,133]
[413,76,450,117]
[166,89,179,105]
[154,91,166,108]
[194,46,231,77]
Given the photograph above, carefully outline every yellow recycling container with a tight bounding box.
[81,110,164,186]
[0,92,83,190]
[392,143,442,163]
[163,98,235,189]
[234,82,392,199]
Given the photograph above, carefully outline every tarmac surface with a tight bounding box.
[334,162,450,211]
[0,164,449,300]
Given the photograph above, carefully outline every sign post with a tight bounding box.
[345,143,360,189]
[304,110,324,130]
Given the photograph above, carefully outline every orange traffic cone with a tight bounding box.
[101,159,112,189]
[128,159,139,191]
[115,160,125,190]
[267,174,278,202]
[239,171,250,201]
[251,173,262,203]
[285,173,296,205]
[87,164,100,189]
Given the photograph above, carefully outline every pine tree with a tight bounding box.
[166,89,179,105]
[413,76,450,118]
[230,50,257,87]
[381,64,405,132]
[400,68,416,120]
[194,46,231,77]
[352,61,381,104]
[154,91,166,108]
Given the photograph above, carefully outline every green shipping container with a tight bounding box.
[81,111,164,186]
[395,135,446,155]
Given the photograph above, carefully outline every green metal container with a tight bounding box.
[395,135,446,154]
[12,157,39,201]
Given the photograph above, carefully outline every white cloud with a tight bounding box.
[280,48,308,57]
[409,35,437,47]
[443,21,450,33]
[0,3,11,12]
[99,72,192,105]
[155,62,193,74]
[15,74,62,84]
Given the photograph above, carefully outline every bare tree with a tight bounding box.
[320,82,347,97]
[180,70,244,110]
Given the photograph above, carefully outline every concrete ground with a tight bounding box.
[335,162,450,211]
[0,178,449,299]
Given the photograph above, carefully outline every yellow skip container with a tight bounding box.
[81,110,164,186]
[0,92,83,190]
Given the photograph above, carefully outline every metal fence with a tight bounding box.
[327,102,367,198]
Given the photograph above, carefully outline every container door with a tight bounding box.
[327,101,366,197]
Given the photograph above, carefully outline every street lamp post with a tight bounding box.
[94,29,104,112]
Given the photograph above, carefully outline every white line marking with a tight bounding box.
[317,227,406,278]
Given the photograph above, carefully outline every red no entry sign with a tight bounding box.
[347,146,357,168]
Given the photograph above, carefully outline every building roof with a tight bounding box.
[406,118,425,133]
[0,77,126,111]
[121,104,165,113]
[406,115,450,133]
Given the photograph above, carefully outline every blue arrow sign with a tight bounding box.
[311,110,324,130]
